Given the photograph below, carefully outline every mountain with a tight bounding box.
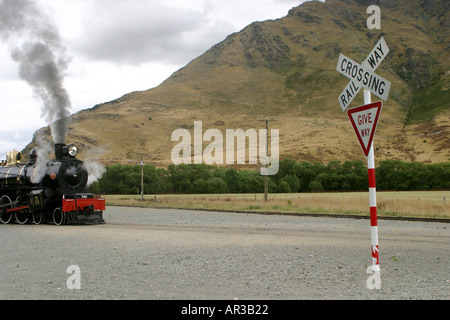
[26,0,449,166]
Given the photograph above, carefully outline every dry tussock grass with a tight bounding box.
[105,192,449,219]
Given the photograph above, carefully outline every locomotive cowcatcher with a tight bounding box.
[0,143,105,225]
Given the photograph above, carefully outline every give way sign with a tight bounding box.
[347,101,383,157]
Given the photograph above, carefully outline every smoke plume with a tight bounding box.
[0,0,71,144]
[83,161,107,187]
[82,146,107,187]
[30,133,53,183]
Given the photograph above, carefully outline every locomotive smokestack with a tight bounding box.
[55,143,64,161]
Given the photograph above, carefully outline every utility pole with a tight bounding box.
[140,153,144,201]
[257,117,277,202]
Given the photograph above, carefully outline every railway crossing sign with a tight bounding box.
[336,36,392,275]
[337,37,390,111]
[347,101,383,157]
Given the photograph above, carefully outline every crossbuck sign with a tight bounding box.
[336,36,392,276]
[337,37,391,111]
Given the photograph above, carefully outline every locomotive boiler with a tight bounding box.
[0,143,105,225]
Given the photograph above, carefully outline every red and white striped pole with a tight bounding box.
[364,89,380,272]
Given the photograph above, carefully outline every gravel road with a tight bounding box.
[0,206,448,300]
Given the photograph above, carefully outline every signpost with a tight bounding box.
[336,37,391,274]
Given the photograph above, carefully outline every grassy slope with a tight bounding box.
[24,0,449,166]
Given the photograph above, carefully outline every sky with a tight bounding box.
[0,0,316,157]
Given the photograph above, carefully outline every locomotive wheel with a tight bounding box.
[53,208,65,226]
[0,195,13,224]
[32,210,44,225]
[14,196,29,225]
[15,211,29,225]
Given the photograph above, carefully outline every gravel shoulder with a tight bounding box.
[0,206,448,300]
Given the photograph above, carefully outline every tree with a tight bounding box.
[192,177,227,194]
[93,159,448,195]
[277,181,291,193]
[239,170,264,193]
[377,160,409,190]
[295,161,315,192]
[168,164,193,193]
[155,168,173,193]
[278,158,298,180]
[309,180,324,192]
[225,168,242,193]
[280,174,300,193]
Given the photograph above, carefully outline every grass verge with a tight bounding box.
[103,191,450,220]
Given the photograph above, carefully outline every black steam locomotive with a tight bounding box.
[0,143,105,225]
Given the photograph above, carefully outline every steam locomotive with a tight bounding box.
[0,143,105,225]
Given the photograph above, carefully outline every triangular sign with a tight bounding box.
[347,101,383,157]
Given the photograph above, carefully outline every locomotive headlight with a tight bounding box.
[68,145,78,157]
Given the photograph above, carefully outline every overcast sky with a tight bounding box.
[0,0,316,157]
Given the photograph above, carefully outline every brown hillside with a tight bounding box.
[25,0,449,166]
